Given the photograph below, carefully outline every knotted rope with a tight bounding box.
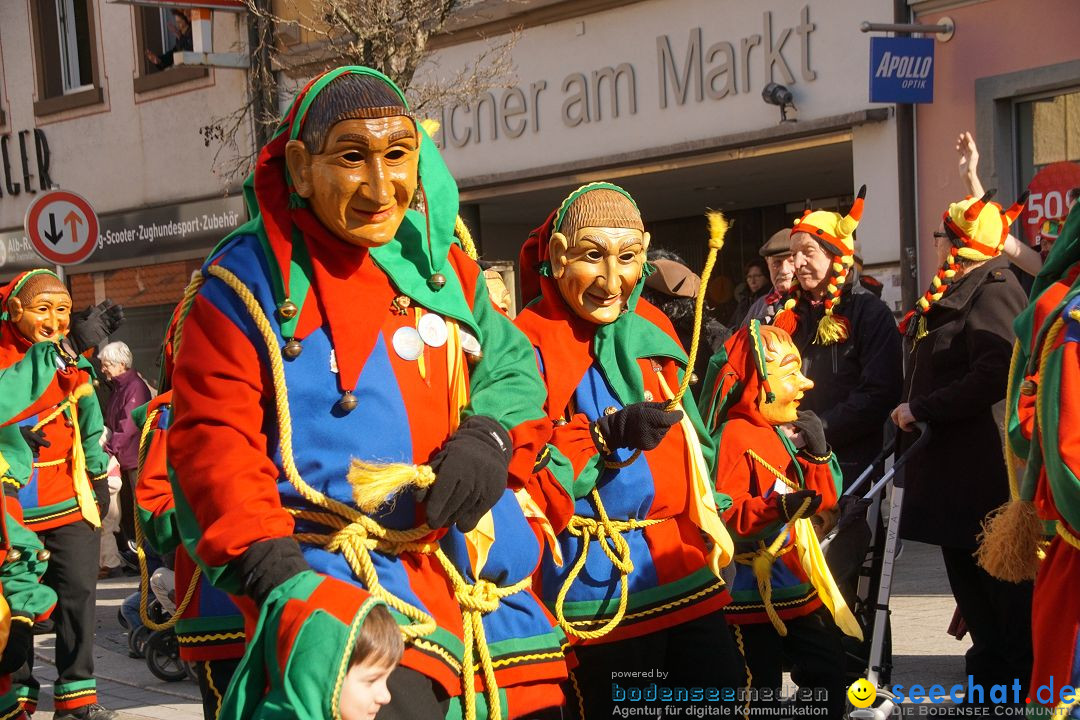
[204,263,524,720]
[553,488,663,640]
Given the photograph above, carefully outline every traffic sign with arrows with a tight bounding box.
[24,190,100,266]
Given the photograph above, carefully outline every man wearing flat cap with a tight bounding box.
[742,228,796,325]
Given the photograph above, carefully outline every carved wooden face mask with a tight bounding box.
[9,286,72,344]
[287,116,420,248]
[550,226,649,325]
[758,330,813,425]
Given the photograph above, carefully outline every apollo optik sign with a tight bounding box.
[869,36,934,103]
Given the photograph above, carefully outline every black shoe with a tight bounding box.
[119,548,139,571]
[54,703,119,720]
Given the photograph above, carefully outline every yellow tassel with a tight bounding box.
[914,315,928,341]
[975,499,1043,582]
[419,118,441,137]
[783,298,797,311]
[454,216,479,261]
[832,262,844,273]
[814,314,848,345]
[706,210,729,251]
[347,460,437,514]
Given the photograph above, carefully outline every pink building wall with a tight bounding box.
[913,0,1080,285]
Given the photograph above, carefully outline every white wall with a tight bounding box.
[0,1,252,231]
[420,0,898,179]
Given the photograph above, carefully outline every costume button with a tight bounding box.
[604,406,618,416]
[1019,379,1037,396]
[643,391,654,401]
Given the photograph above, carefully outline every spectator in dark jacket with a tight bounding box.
[784,188,902,486]
[728,258,769,327]
[99,341,152,549]
[892,191,1032,696]
[144,10,193,71]
[743,228,796,325]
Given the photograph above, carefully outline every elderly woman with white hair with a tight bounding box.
[98,341,151,555]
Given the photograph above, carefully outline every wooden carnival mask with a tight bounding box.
[757,325,813,425]
[549,187,650,325]
[7,273,71,344]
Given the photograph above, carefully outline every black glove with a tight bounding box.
[93,477,111,518]
[791,410,828,457]
[424,415,512,532]
[231,537,309,606]
[0,617,34,674]
[19,426,50,457]
[68,300,125,354]
[835,495,873,533]
[593,401,683,452]
[774,490,822,523]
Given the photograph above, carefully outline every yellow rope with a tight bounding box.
[455,216,479,261]
[553,489,663,640]
[205,661,224,720]
[730,623,752,718]
[746,450,799,491]
[731,495,812,637]
[1004,340,1023,501]
[30,458,65,468]
[1057,522,1080,551]
[133,404,200,631]
[205,263,529,720]
[666,210,728,411]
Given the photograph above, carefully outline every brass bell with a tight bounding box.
[604,406,618,416]
[36,549,50,562]
[278,299,299,320]
[689,372,699,386]
[428,273,447,291]
[465,350,483,366]
[1019,379,1037,396]
[6,548,21,563]
[283,339,303,359]
[338,391,359,413]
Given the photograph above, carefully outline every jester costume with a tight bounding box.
[699,319,853,718]
[0,271,109,716]
[514,184,743,719]
[167,67,567,720]
[994,202,1080,718]
[218,572,382,720]
[134,392,245,720]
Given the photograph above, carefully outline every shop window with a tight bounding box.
[1014,89,1080,247]
[29,0,103,116]
[133,6,207,93]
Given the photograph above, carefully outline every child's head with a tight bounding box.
[339,604,403,720]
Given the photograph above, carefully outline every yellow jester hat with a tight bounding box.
[789,185,866,345]
[898,189,1027,338]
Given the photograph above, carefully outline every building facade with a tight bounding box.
[418,0,910,316]
[910,0,1080,287]
[0,0,252,372]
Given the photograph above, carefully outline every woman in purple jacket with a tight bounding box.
[99,341,151,553]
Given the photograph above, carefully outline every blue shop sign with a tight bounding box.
[869,36,934,104]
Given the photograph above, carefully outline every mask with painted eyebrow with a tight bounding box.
[549,225,650,325]
[758,332,814,425]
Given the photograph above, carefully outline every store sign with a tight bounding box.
[1021,161,1080,246]
[0,194,245,274]
[868,36,934,104]
[0,129,53,199]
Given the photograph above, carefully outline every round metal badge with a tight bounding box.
[392,326,425,361]
[460,330,482,356]
[417,313,449,348]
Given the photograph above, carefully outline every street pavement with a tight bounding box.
[24,541,969,718]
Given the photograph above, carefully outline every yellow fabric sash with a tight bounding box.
[32,387,100,528]
[655,371,734,576]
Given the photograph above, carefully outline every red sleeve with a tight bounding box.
[167,294,293,570]
[796,453,840,513]
[135,399,175,520]
[714,445,782,538]
[550,413,601,478]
